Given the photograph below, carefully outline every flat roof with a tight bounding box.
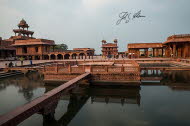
[128,43,163,49]
[12,39,55,46]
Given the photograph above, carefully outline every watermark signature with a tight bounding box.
[116,10,145,25]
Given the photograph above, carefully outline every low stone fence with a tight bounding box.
[43,60,141,83]
[44,64,139,74]
[91,66,139,74]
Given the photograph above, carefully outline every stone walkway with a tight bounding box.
[1,58,189,68]
[0,60,51,68]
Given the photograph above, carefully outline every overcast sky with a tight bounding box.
[0,0,190,54]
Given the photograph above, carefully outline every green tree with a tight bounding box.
[53,44,68,51]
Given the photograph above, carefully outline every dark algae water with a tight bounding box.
[0,71,190,126]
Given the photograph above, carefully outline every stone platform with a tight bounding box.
[43,60,141,86]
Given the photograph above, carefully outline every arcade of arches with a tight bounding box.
[47,52,94,60]
[17,51,94,60]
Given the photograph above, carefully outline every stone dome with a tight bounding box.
[18,19,29,28]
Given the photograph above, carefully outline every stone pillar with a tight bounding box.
[155,49,158,57]
[156,49,158,57]
[165,46,171,57]
[48,54,51,60]
[55,54,58,60]
[63,54,65,60]
[188,44,190,58]
[183,43,188,58]
[177,47,181,58]
[40,55,43,60]
[153,48,155,57]
[137,49,140,58]
[173,44,176,58]
[145,49,148,57]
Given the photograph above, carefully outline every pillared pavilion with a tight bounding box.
[127,34,190,58]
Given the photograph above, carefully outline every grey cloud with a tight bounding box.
[0,0,190,53]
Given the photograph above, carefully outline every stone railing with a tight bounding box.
[44,60,140,74]
[45,65,139,74]
[91,66,139,74]
[44,64,85,74]
[44,65,57,73]
[70,66,85,73]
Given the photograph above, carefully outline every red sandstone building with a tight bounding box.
[101,39,118,58]
[128,43,163,58]
[127,34,190,58]
[164,34,190,58]
[0,37,15,59]
[1,19,95,60]
[0,19,34,59]
[11,19,55,60]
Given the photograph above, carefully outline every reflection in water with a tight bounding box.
[141,70,190,86]
[0,83,6,91]
[41,85,141,126]
[40,86,90,126]
[0,72,45,115]
[0,72,44,101]
[1,71,190,126]
[89,86,140,106]
[162,71,190,83]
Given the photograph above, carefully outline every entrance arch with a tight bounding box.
[79,53,86,59]
[57,54,63,60]
[50,54,56,60]
[64,54,70,59]
[71,53,77,59]
[43,55,49,60]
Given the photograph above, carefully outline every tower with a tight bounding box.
[13,19,34,37]
[114,39,118,44]
[101,39,118,58]
[101,40,107,44]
